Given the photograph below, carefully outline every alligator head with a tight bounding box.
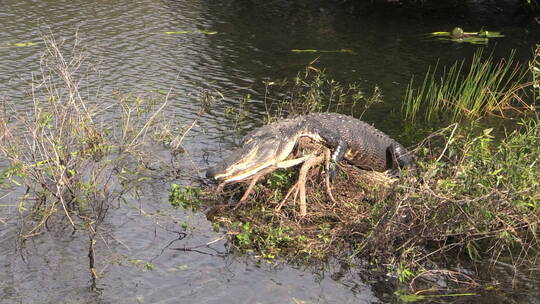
[390,143,414,169]
[206,133,296,183]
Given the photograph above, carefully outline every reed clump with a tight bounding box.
[403,47,538,122]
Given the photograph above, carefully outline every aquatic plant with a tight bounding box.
[429,27,504,45]
[169,184,202,211]
[403,49,533,122]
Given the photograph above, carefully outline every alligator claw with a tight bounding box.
[387,168,400,178]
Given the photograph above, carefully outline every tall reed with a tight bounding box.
[403,50,532,122]
[531,44,540,101]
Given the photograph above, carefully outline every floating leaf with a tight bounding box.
[398,293,427,303]
[165,30,218,35]
[199,30,218,35]
[165,31,190,35]
[430,31,451,36]
[0,42,36,48]
[428,28,503,45]
[435,37,490,45]
[291,48,356,54]
[13,42,35,47]
[477,30,504,38]
[291,49,318,53]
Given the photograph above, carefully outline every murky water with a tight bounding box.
[1,0,539,303]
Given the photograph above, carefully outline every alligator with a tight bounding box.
[206,113,412,184]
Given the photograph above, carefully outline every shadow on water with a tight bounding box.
[0,0,539,303]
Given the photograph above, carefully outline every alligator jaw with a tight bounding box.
[207,135,298,183]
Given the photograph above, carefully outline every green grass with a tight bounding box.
[403,49,532,123]
[531,44,540,101]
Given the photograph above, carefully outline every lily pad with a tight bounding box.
[165,30,218,35]
[437,37,490,45]
[429,27,503,45]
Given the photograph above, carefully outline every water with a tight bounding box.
[1,0,539,303]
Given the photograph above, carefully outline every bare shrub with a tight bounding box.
[0,34,170,290]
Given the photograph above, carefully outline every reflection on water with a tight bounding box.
[0,0,539,303]
[0,187,376,304]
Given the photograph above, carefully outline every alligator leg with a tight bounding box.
[276,153,325,216]
[238,166,276,203]
[323,148,337,204]
[297,154,325,215]
[238,155,312,203]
